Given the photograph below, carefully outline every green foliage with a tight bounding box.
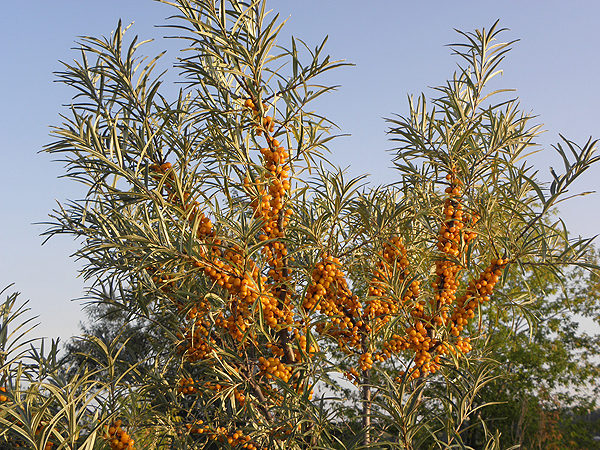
[464,251,600,449]
[0,286,104,449]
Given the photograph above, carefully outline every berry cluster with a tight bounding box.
[450,258,508,337]
[243,97,274,134]
[244,97,293,287]
[359,172,507,380]
[258,356,292,382]
[177,377,199,395]
[344,367,361,384]
[358,352,374,371]
[248,138,295,332]
[383,320,442,379]
[304,255,363,350]
[431,173,465,318]
[437,173,465,257]
[178,377,247,405]
[105,419,135,450]
[186,421,257,449]
[145,97,312,442]
[291,328,318,361]
[180,298,214,362]
[242,102,324,407]
[366,236,420,330]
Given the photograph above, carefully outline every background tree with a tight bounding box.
[461,250,600,449]
[60,287,167,381]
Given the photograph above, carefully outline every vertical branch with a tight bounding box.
[362,368,372,446]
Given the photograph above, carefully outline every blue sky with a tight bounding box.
[1,0,599,343]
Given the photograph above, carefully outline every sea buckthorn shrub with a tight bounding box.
[0,288,108,448]
[36,1,599,448]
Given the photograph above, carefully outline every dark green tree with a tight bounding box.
[465,250,600,449]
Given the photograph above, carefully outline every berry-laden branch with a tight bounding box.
[303,170,509,387]
[140,93,321,445]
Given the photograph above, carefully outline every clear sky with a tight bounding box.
[1,0,599,344]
